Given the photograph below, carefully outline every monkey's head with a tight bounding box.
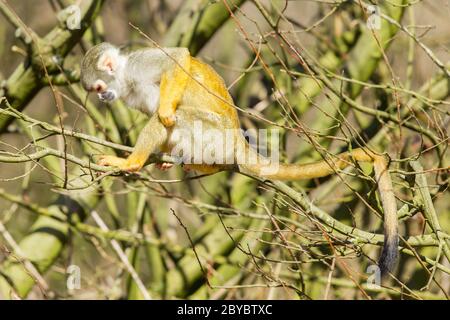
[81,42,127,102]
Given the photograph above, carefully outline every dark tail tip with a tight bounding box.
[378,235,399,276]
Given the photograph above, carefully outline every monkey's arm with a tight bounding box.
[98,115,167,172]
[158,49,191,127]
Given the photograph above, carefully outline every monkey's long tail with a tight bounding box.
[239,145,398,275]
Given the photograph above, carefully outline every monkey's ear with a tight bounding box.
[98,49,120,74]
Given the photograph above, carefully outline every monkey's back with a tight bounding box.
[181,57,240,129]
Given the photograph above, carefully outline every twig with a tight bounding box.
[91,211,152,300]
[410,161,450,263]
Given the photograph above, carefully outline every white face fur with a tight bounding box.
[95,48,128,102]
[90,47,161,115]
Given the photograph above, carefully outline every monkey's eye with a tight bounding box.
[93,80,107,93]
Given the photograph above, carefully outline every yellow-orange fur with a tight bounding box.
[81,43,399,275]
[159,57,238,128]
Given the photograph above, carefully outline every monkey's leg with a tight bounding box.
[158,55,191,127]
[98,115,168,172]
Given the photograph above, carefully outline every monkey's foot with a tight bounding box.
[97,155,142,172]
[158,110,176,127]
[155,162,173,171]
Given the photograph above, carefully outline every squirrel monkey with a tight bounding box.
[81,43,398,274]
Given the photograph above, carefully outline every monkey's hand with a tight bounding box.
[98,155,142,172]
[155,162,174,171]
[158,106,176,127]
